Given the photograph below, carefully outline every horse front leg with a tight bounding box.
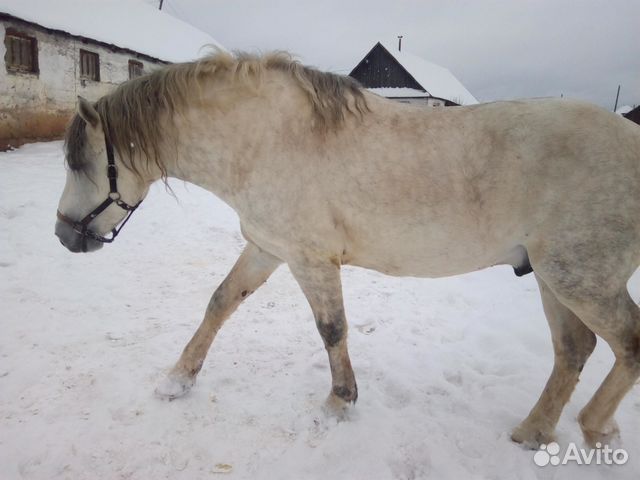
[289,258,357,410]
[155,242,281,399]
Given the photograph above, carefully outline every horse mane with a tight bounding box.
[65,50,368,179]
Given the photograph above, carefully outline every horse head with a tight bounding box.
[55,96,151,253]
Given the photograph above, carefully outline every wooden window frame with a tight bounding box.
[4,28,39,75]
[128,59,143,79]
[79,49,100,82]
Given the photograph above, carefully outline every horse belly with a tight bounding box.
[341,224,518,278]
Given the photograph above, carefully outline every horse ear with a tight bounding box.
[77,96,100,128]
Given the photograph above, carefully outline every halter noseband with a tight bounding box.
[57,134,142,252]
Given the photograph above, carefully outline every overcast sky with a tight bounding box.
[151,0,639,109]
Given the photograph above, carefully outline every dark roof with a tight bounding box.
[349,42,478,105]
[623,105,640,125]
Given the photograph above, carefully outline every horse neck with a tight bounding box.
[162,77,304,210]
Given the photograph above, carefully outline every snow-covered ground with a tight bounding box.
[1,141,639,480]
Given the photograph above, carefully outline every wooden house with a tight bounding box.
[350,41,477,107]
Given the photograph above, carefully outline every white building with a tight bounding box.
[0,0,222,149]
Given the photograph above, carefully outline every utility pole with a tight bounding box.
[613,85,621,112]
[159,0,164,10]
[398,35,403,52]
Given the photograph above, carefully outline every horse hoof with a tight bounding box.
[154,373,195,401]
[323,394,351,419]
[579,416,621,448]
[511,422,555,450]
[323,385,357,418]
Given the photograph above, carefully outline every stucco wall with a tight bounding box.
[0,19,162,149]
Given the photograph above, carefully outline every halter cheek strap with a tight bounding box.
[57,134,142,252]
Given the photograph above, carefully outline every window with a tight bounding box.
[128,59,143,79]
[4,29,38,74]
[80,49,100,81]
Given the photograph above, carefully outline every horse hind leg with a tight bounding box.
[529,244,640,447]
[572,292,640,446]
[155,242,281,400]
[511,274,597,448]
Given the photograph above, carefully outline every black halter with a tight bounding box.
[57,134,142,252]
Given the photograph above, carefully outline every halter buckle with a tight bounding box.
[107,164,118,179]
[109,191,121,200]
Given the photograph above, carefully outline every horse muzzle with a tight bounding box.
[55,218,104,253]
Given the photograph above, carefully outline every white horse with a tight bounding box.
[55,51,640,449]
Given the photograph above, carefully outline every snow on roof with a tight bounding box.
[380,42,478,105]
[615,105,632,115]
[367,87,429,98]
[0,0,224,63]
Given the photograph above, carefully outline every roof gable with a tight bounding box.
[380,43,478,105]
[350,42,425,92]
[623,105,640,125]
